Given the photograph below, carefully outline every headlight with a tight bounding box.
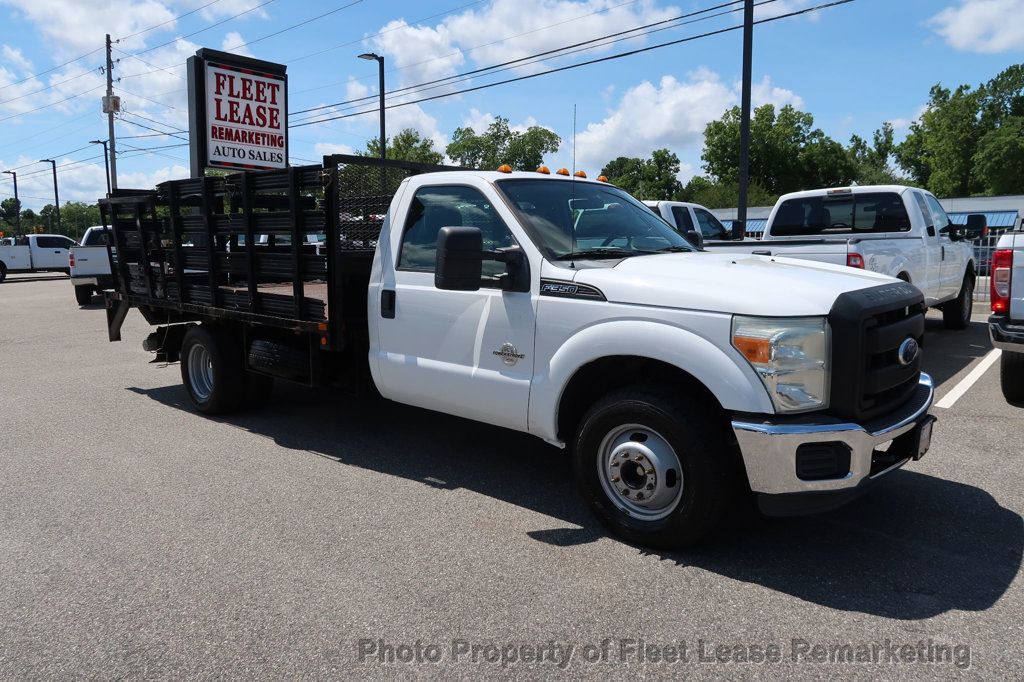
[731,315,830,413]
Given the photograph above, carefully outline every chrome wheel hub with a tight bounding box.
[187,344,215,402]
[597,424,683,521]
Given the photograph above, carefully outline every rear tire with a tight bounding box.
[179,324,246,415]
[942,273,974,330]
[1001,352,1024,404]
[0,263,7,283]
[572,386,739,549]
[74,284,93,305]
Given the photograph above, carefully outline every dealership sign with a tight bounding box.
[186,48,288,175]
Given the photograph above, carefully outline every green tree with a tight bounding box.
[365,128,444,165]
[1,197,20,230]
[847,123,906,185]
[677,177,775,209]
[599,149,681,200]
[445,116,561,170]
[702,104,855,195]
[973,116,1024,195]
[39,204,57,232]
[60,201,102,240]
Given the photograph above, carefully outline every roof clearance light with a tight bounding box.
[826,188,853,195]
[536,166,550,174]
[556,167,570,176]
[597,175,609,183]
[497,164,513,173]
[574,170,587,178]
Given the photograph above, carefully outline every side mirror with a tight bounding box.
[963,214,988,240]
[683,229,704,249]
[435,226,483,291]
[730,219,746,241]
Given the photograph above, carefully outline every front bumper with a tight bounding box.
[989,314,1024,352]
[732,373,935,515]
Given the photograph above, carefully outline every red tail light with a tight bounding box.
[68,251,75,268]
[846,253,865,269]
[992,249,1013,314]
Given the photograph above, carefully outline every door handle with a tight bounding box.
[381,289,396,319]
[53,250,61,254]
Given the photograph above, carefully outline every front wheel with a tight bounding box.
[74,284,93,305]
[573,386,739,549]
[942,274,974,330]
[1001,352,1024,404]
[180,324,247,415]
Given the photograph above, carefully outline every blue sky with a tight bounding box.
[0,0,1021,210]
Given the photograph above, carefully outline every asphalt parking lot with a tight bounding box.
[1,276,1021,678]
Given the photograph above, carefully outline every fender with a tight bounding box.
[528,319,773,444]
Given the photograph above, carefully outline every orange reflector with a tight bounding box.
[317,322,328,331]
[320,337,328,346]
[597,175,609,183]
[536,165,550,174]
[497,164,512,173]
[733,336,771,364]
[556,167,570,176]
[574,170,587,178]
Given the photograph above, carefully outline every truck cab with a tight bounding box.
[643,200,735,247]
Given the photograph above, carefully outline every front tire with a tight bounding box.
[1001,352,1024,404]
[573,386,739,549]
[942,273,974,330]
[0,263,7,283]
[74,284,93,305]
[180,324,247,414]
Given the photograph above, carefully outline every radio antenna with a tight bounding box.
[572,103,577,174]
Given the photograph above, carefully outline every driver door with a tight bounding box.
[374,183,537,431]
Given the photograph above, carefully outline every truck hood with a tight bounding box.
[572,252,896,316]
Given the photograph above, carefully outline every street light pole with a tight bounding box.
[90,140,111,195]
[358,52,386,162]
[3,170,22,235]
[39,159,61,234]
[736,0,754,235]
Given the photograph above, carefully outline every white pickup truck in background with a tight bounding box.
[69,225,113,305]
[644,200,737,247]
[704,186,980,329]
[0,233,77,283]
[108,164,939,548]
[988,232,1024,403]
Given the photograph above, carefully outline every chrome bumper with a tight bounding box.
[989,314,1024,352]
[732,373,934,496]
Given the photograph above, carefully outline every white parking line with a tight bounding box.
[935,349,1002,409]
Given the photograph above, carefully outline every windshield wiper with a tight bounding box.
[554,248,643,261]
[656,245,694,253]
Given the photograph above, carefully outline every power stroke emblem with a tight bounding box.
[493,343,526,366]
[897,337,920,366]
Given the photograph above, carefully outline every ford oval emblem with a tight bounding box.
[898,337,920,366]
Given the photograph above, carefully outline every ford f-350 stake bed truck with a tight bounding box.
[100,156,937,548]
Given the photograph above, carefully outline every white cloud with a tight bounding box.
[0,0,177,54]
[221,31,253,58]
[575,70,803,176]
[2,45,33,73]
[371,19,464,89]
[118,163,189,188]
[929,0,1024,53]
[752,0,816,20]
[313,142,356,156]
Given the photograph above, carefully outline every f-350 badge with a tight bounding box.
[493,343,525,366]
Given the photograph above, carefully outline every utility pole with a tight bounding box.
[39,159,61,234]
[90,140,111,195]
[736,0,754,237]
[3,170,21,235]
[104,34,119,192]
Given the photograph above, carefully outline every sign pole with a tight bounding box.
[737,0,754,233]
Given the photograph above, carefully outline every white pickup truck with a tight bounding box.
[702,186,980,329]
[988,232,1024,403]
[69,225,113,304]
[0,233,77,282]
[104,161,938,548]
[644,200,735,247]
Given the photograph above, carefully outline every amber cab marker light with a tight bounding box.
[556,167,570,176]
[497,164,512,173]
[536,166,550,174]
[574,170,587,178]
[597,175,609,183]
[733,335,771,365]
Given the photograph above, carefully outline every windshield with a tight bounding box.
[771,192,911,236]
[496,179,693,259]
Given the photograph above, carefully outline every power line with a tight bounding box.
[292,0,746,119]
[116,0,227,42]
[116,86,180,110]
[116,116,189,141]
[120,110,187,132]
[228,0,364,51]
[6,47,104,88]
[0,85,105,124]
[0,68,100,106]
[124,0,278,58]
[292,0,854,130]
